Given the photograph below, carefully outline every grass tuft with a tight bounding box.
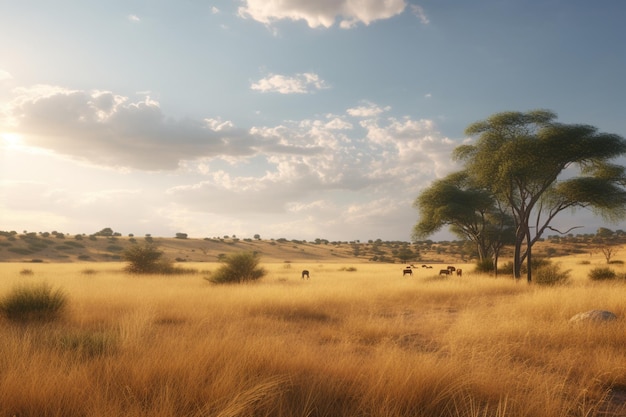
[0,282,67,322]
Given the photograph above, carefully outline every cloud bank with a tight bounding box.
[238,0,413,29]
[1,84,457,240]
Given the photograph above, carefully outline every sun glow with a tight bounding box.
[1,132,22,146]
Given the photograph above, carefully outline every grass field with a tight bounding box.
[1,254,626,417]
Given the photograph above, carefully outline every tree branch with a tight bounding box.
[546,225,584,235]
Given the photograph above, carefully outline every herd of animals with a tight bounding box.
[403,264,462,277]
[299,266,462,280]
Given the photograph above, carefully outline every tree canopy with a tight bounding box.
[415,109,626,281]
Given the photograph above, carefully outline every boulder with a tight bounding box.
[569,310,617,324]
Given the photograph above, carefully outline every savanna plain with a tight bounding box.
[1,250,626,417]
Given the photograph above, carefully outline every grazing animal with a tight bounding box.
[456,269,463,277]
[301,270,310,279]
[439,269,450,275]
[403,268,413,276]
[447,266,456,274]
[421,264,428,268]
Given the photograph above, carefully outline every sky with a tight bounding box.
[1,1,625,242]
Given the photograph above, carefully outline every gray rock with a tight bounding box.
[569,310,617,324]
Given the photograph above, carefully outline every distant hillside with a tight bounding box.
[0,232,424,264]
[0,230,622,264]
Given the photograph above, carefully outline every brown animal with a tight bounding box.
[301,270,310,279]
[403,268,413,276]
[447,266,456,274]
[439,269,450,275]
[456,269,462,277]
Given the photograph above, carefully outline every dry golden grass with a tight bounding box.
[0,256,625,417]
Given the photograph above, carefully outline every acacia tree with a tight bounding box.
[456,110,626,281]
[412,171,514,274]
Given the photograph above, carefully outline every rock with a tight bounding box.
[569,310,617,324]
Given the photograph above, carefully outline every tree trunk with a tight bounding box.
[526,229,532,283]
[494,253,499,278]
[513,235,523,279]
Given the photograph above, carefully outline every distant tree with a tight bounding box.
[175,233,188,239]
[253,234,261,240]
[596,227,615,239]
[95,227,114,237]
[599,246,619,264]
[397,247,417,263]
[456,110,626,281]
[413,171,514,274]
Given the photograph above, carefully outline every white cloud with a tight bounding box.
[251,73,329,94]
[1,85,263,170]
[238,0,408,29]
[211,6,220,14]
[347,102,391,118]
[410,5,430,25]
[167,108,458,222]
[128,14,141,22]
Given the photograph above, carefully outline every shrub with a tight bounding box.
[588,267,617,281]
[533,263,570,286]
[123,243,174,274]
[206,252,266,284]
[474,258,494,273]
[0,282,67,322]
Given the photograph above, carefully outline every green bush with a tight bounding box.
[206,252,266,284]
[123,243,174,274]
[474,258,494,273]
[0,282,67,322]
[588,267,617,281]
[533,263,570,286]
[497,258,551,276]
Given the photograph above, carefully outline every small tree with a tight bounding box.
[123,243,173,274]
[599,246,619,264]
[207,252,266,284]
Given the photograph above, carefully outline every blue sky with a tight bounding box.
[1,0,625,242]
